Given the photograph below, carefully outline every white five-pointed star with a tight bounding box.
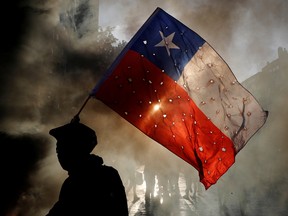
[155,31,180,56]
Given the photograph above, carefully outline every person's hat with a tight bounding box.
[49,122,97,153]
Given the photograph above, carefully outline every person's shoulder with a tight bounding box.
[101,164,122,177]
[90,155,121,177]
[102,164,118,173]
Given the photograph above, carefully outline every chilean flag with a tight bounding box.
[91,8,268,189]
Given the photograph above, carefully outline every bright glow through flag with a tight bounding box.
[91,8,268,189]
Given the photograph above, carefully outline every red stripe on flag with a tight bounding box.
[95,50,235,188]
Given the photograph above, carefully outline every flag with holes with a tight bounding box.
[91,7,268,189]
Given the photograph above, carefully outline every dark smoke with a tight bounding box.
[0,132,50,215]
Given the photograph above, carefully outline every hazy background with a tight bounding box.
[0,0,287,215]
[100,0,288,81]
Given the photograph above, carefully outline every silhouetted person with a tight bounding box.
[124,162,140,203]
[182,166,193,200]
[46,120,128,216]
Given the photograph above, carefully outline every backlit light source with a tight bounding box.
[153,104,161,111]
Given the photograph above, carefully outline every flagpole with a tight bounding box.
[71,95,92,123]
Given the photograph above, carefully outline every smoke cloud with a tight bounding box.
[101,0,288,81]
[0,0,287,215]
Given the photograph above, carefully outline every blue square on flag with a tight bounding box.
[91,7,268,189]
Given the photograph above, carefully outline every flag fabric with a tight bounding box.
[91,8,268,189]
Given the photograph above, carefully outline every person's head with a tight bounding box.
[49,121,97,171]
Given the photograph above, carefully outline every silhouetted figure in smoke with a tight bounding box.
[46,120,128,216]
[182,163,193,200]
[143,155,157,204]
[182,163,203,202]
[125,165,141,203]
